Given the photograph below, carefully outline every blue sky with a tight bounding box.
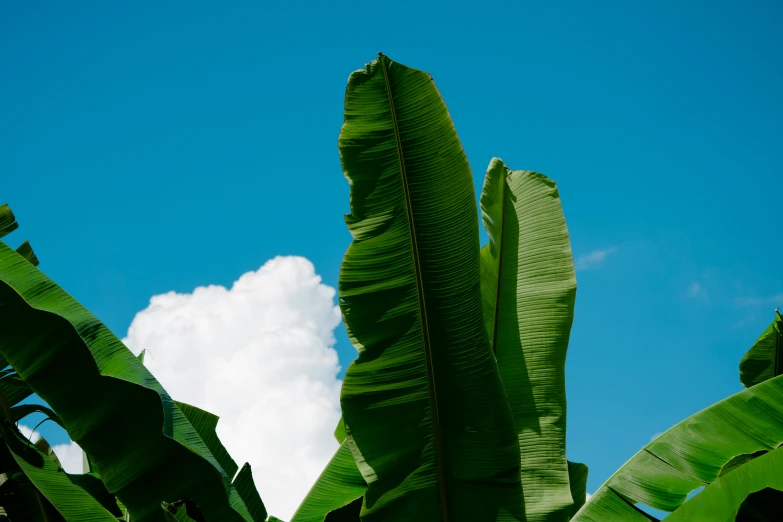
[2,0,782,516]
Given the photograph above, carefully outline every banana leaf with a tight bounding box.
[740,311,782,388]
[665,445,783,521]
[290,441,366,522]
[572,374,783,520]
[0,204,37,267]
[338,54,523,521]
[567,461,588,518]
[175,401,268,522]
[0,238,254,522]
[0,421,118,521]
[0,205,18,239]
[479,158,577,521]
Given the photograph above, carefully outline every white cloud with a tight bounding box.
[585,492,592,501]
[18,425,83,473]
[122,256,343,520]
[574,247,618,271]
[18,424,41,443]
[52,441,84,473]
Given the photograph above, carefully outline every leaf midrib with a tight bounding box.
[490,166,508,355]
[378,53,450,521]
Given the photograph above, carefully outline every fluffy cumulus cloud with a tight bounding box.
[122,256,343,520]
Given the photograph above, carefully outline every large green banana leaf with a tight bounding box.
[572,374,783,521]
[479,158,578,521]
[0,238,254,522]
[337,54,523,521]
[663,445,783,521]
[740,311,782,388]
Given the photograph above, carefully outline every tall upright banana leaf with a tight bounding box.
[479,158,581,521]
[572,373,783,521]
[0,208,258,522]
[337,54,524,521]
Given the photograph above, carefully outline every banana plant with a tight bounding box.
[0,205,268,521]
[293,54,585,522]
[573,312,783,521]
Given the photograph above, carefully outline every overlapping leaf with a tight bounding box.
[740,311,782,388]
[572,374,783,520]
[290,441,366,522]
[0,421,118,521]
[0,239,254,522]
[338,54,523,521]
[175,401,269,522]
[479,158,578,521]
[665,445,783,521]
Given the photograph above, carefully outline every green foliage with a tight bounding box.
[295,54,584,522]
[337,53,524,522]
[0,422,119,521]
[0,208,268,521]
[740,311,782,388]
[575,312,783,521]
[3,53,780,522]
[480,158,580,521]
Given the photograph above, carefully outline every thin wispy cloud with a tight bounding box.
[574,247,618,271]
[734,294,783,308]
[686,282,708,301]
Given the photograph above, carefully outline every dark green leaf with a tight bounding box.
[176,401,239,480]
[0,241,254,521]
[338,54,523,521]
[567,461,589,518]
[68,472,124,517]
[665,445,783,521]
[10,403,64,428]
[736,487,783,521]
[0,420,117,520]
[0,372,34,411]
[15,240,39,267]
[232,463,267,522]
[740,312,782,387]
[0,204,19,240]
[573,375,783,520]
[291,441,365,522]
